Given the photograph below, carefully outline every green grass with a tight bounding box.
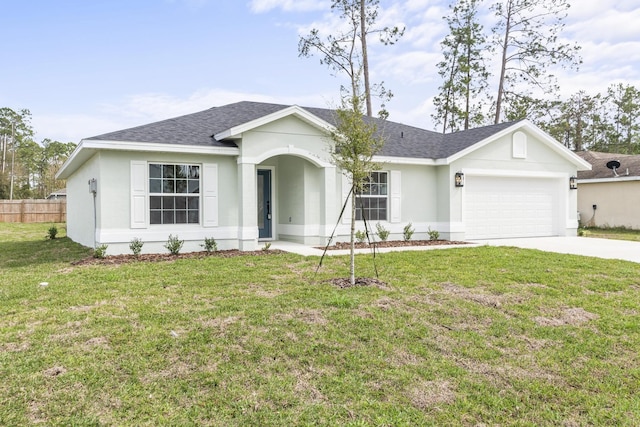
[582,226,640,242]
[1,223,640,425]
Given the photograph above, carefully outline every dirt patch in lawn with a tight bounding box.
[318,240,468,250]
[407,380,457,410]
[277,309,329,326]
[534,307,599,327]
[440,282,506,308]
[71,249,284,266]
[43,366,67,377]
[327,277,389,288]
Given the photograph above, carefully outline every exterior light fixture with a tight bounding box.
[455,172,464,187]
[569,176,577,190]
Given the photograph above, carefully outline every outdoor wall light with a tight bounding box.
[454,172,464,187]
[569,176,577,190]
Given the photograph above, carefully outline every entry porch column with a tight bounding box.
[237,160,258,251]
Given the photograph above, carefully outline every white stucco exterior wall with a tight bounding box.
[66,153,101,248]
[448,129,580,239]
[85,150,239,254]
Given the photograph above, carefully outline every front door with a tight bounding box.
[257,169,272,239]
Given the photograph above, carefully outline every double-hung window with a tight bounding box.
[149,164,200,224]
[355,171,388,221]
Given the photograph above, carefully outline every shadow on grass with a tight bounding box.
[0,237,92,268]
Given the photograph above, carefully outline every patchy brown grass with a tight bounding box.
[534,307,599,327]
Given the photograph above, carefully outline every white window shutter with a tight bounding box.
[130,161,147,229]
[390,170,401,223]
[341,172,352,224]
[202,163,218,227]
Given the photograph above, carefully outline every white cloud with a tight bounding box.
[376,50,440,85]
[566,6,640,43]
[31,113,125,144]
[248,0,329,13]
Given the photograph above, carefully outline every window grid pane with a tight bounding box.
[149,163,200,225]
[355,171,388,221]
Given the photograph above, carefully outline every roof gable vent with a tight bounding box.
[512,131,527,159]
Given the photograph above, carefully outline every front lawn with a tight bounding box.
[1,223,639,425]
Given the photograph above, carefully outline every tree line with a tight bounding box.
[432,0,640,154]
[0,108,76,200]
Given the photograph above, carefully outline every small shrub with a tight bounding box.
[427,227,440,241]
[403,223,414,241]
[46,225,58,240]
[129,237,144,256]
[202,237,218,252]
[355,230,366,243]
[93,244,108,259]
[262,242,272,251]
[165,234,184,255]
[376,223,390,241]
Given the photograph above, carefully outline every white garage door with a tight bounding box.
[464,176,560,239]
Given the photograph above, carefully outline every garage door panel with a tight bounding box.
[464,176,559,239]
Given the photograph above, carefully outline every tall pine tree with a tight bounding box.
[433,0,489,133]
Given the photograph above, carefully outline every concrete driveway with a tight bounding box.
[471,236,640,264]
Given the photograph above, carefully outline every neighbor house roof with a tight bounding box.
[576,151,640,180]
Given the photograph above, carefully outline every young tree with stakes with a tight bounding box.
[330,96,385,285]
[300,0,397,285]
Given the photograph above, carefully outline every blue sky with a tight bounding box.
[2,0,639,143]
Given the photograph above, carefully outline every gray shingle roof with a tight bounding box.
[576,151,640,179]
[88,101,523,159]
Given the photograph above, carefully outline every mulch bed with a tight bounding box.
[71,240,469,267]
[318,239,469,250]
[72,249,284,266]
[327,277,389,288]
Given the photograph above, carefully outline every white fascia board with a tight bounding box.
[578,176,640,184]
[373,155,441,166]
[462,168,568,179]
[56,138,239,179]
[56,140,97,179]
[444,120,592,171]
[81,139,239,156]
[520,121,592,170]
[214,105,336,140]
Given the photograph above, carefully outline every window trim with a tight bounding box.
[355,171,389,222]
[148,162,201,226]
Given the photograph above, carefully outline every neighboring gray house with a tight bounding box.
[57,101,590,254]
[576,151,640,229]
[46,188,67,200]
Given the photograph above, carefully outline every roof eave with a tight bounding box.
[56,139,240,179]
[578,176,640,184]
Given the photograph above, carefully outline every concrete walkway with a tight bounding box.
[471,236,640,264]
[271,237,640,264]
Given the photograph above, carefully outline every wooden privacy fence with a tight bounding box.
[0,200,66,223]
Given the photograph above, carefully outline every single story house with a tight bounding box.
[576,150,640,229]
[57,101,590,255]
